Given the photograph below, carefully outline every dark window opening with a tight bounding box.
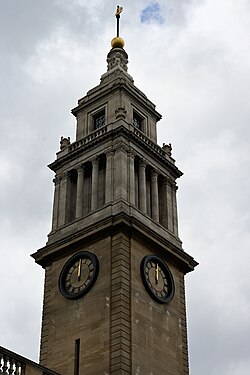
[93,109,105,130]
[133,111,143,130]
[98,154,106,208]
[66,169,77,223]
[146,167,152,217]
[83,162,92,215]
[158,175,166,227]
[74,339,80,375]
[134,157,139,208]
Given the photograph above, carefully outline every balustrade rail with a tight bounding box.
[0,347,59,375]
[134,128,167,158]
[69,125,108,153]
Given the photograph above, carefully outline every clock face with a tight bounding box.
[140,255,175,304]
[58,251,99,300]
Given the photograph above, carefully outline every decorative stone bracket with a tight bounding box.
[115,107,127,119]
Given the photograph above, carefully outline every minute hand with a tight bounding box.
[155,264,159,284]
[77,259,82,280]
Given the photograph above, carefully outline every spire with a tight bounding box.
[111,5,125,49]
[106,5,129,74]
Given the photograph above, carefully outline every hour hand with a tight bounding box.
[155,263,159,284]
[77,259,82,280]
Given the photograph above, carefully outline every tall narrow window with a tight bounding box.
[83,162,92,215]
[74,339,80,375]
[93,109,105,130]
[146,167,152,217]
[66,169,77,223]
[158,175,167,228]
[133,111,143,130]
[98,154,106,208]
[134,157,140,208]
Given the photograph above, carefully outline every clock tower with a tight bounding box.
[32,9,197,375]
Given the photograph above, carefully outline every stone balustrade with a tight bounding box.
[68,125,108,153]
[133,128,170,159]
[0,346,59,375]
[58,122,174,167]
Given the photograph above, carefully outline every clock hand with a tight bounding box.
[155,263,159,285]
[77,259,82,281]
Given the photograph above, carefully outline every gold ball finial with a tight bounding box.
[111,36,125,48]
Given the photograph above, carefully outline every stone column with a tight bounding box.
[151,169,159,222]
[172,183,179,236]
[91,157,99,211]
[58,171,69,227]
[76,164,84,219]
[161,178,168,228]
[51,174,61,231]
[128,150,135,205]
[105,149,114,204]
[139,159,147,214]
[114,144,128,201]
[166,177,174,233]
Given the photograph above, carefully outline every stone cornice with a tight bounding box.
[72,75,162,122]
[31,203,197,273]
[48,124,182,179]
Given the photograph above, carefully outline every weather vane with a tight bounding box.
[115,5,123,37]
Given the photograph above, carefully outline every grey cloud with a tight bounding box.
[0,1,250,374]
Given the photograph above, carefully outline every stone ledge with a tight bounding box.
[31,201,197,273]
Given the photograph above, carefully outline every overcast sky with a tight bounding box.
[1,1,250,374]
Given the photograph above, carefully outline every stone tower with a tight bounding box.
[32,19,197,375]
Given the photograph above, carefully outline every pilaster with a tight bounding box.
[57,171,69,227]
[128,150,135,205]
[151,169,159,222]
[51,175,61,231]
[110,233,131,374]
[76,164,84,219]
[179,273,190,375]
[91,157,99,211]
[139,159,147,214]
[114,144,128,201]
[166,177,174,233]
[105,149,114,204]
[39,265,53,367]
[172,183,179,236]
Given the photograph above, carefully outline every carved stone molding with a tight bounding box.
[163,176,175,188]
[162,142,172,156]
[114,142,128,154]
[90,156,99,165]
[139,158,147,169]
[105,148,115,158]
[151,169,159,179]
[53,174,62,185]
[127,149,136,159]
[76,164,85,173]
[107,48,128,72]
[60,136,70,150]
[115,106,127,119]
[169,179,177,189]
[61,170,70,180]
